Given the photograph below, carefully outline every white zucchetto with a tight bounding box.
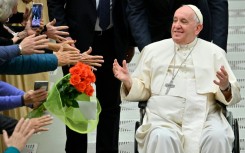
[186,4,203,24]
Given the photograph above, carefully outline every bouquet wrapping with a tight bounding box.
[28,62,101,134]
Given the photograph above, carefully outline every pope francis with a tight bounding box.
[113,4,241,153]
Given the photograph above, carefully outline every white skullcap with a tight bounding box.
[186,5,203,24]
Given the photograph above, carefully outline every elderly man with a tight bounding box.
[113,5,241,153]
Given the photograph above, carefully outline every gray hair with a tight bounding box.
[193,14,200,24]
[185,5,203,24]
[0,0,18,22]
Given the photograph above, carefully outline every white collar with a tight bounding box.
[175,38,198,51]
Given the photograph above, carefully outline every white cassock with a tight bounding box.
[121,38,241,153]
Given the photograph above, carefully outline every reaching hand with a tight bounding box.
[23,88,48,106]
[79,47,104,70]
[213,66,230,90]
[28,115,53,133]
[54,46,82,66]
[3,118,35,152]
[45,19,69,42]
[19,34,49,54]
[47,40,79,52]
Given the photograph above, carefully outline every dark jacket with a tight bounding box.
[0,114,17,135]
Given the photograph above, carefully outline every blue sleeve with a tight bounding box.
[0,45,20,65]
[4,147,20,153]
[126,0,151,51]
[0,81,24,111]
[0,53,58,74]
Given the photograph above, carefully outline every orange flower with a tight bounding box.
[69,62,96,96]
[84,84,94,96]
[74,82,86,93]
[27,61,97,119]
[70,74,81,86]
[69,66,83,76]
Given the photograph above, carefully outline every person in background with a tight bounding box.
[47,0,134,152]
[0,0,70,45]
[113,5,240,153]
[0,0,104,74]
[127,0,228,51]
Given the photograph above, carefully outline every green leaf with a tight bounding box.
[71,99,79,108]
[26,104,45,118]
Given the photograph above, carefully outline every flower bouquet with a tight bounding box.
[27,62,101,134]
